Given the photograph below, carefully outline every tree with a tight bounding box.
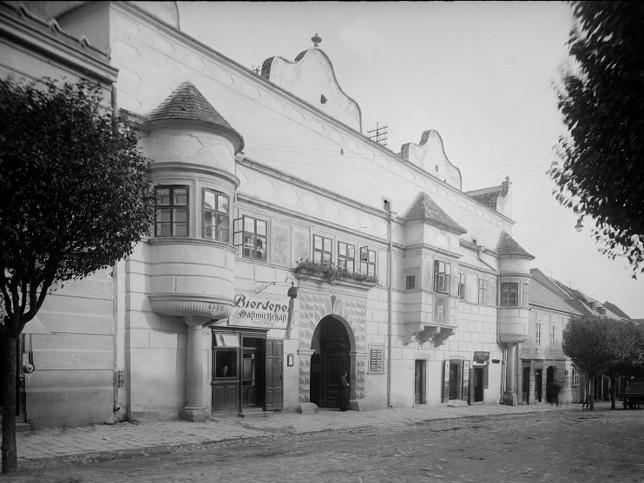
[0,77,154,473]
[550,1,644,277]
[562,316,639,410]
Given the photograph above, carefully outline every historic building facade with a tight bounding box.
[3,2,543,427]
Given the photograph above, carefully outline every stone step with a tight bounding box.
[237,408,273,419]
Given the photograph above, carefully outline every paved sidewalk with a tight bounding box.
[14,402,584,469]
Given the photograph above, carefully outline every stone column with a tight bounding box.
[180,317,210,422]
[503,344,518,406]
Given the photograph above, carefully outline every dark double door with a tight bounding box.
[212,333,283,414]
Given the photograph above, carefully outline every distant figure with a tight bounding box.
[337,370,350,411]
[221,365,229,377]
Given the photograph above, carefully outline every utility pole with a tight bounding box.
[367,122,388,147]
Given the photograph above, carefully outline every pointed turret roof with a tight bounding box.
[495,231,534,259]
[405,192,467,235]
[148,82,244,152]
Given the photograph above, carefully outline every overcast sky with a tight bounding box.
[178,1,644,318]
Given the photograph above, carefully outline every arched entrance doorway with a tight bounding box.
[310,315,351,408]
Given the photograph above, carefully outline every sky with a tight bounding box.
[178,1,644,319]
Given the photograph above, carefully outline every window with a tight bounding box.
[155,186,188,237]
[501,282,519,306]
[360,246,376,277]
[433,260,451,293]
[234,215,267,260]
[572,368,579,386]
[369,345,385,373]
[550,324,556,349]
[458,273,466,299]
[536,321,542,347]
[478,278,488,304]
[203,189,229,242]
[313,235,332,265]
[338,241,355,272]
[406,275,416,290]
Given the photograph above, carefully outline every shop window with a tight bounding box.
[501,282,519,306]
[434,260,451,293]
[369,345,384,373]
[155,185,188,237]
[203,188,230,242]
[338,241,355,272]
[478,278,488,305]
[360,246,376,277]
[313,235,332,265]
[234,215,267,260]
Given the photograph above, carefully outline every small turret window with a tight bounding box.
[203,188,229,242]
[501,282,519,306]
[155,185,189,237]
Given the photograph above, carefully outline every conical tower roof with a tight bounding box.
[148,82,244,152]
[496,231,534,259]
[405,192,467,235]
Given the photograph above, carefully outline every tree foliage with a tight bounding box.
[0,77,154,472]
[550,1,644,276]
[0,77,154,335]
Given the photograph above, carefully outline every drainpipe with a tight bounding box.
[386,208,393,408]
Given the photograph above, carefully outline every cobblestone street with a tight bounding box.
[3,407,643,482]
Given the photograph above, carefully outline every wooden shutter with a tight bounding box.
[442,360,450,403]
[265,339,284,410]
[461,360,471,402]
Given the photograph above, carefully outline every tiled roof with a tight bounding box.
[495,231,534,259]
[603,301,631,320]
[148,82,244,152]
[404,192,467,235]
[465,179,510,211]
[530,271,583,314]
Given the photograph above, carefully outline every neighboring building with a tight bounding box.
[521,269,633,405]
[3,1,544,428]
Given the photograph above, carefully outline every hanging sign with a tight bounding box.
[228,292,290,329]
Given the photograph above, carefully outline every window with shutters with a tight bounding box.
[369,345,385,373]
[433,260,451,293]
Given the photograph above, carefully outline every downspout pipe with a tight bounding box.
[386,208,393,408]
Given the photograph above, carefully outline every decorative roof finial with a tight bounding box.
[311,33,322,48]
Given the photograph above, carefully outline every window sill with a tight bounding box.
[294,271,377,291]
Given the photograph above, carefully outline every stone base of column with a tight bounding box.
[502,391,517,406]
[180,406,211,422]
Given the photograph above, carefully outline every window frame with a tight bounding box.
[202,188,230,242]
[155,185,189,237]
[500,282,519,306]
[313,235,333,266]
[369,345,385,373]
[477,277,488,305]
[458,273,466,299]
[406,275,417,290]
[536,321,542,347]
[337,241,356,272]
[233,215,268,261]
[433,260,451,294]
[360,246,377,277]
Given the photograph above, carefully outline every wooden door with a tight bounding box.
[322,356,344,407]
[522,367,530,404]
[414,360,426,404]
[265,339,283,410]
[242,348,257,408]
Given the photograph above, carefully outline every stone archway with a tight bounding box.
[295,291,365,406]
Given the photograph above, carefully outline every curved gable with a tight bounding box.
[261,48,362,131]
[401,130,462,190]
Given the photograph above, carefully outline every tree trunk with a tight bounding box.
[1,334,18,473]
[610,375,616,410]
[589,376,595,411]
